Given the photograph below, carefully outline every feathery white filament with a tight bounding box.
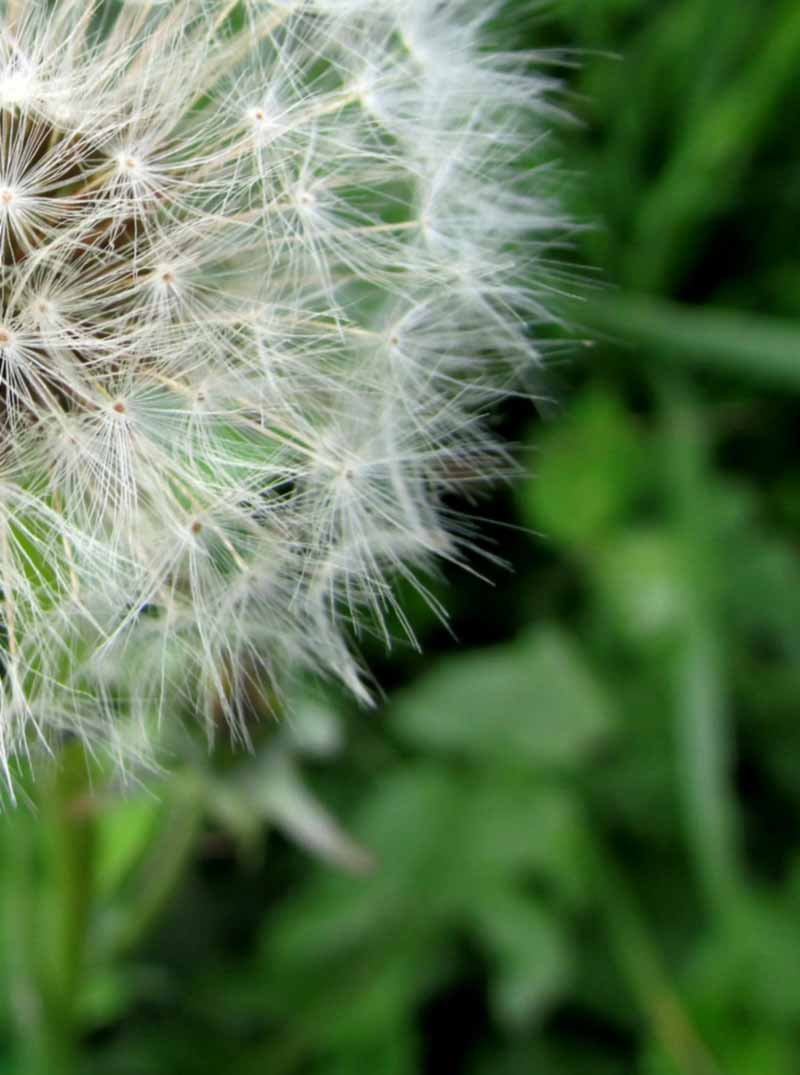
[0,0,565,779]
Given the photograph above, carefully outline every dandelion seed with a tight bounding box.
[0,0,567,779]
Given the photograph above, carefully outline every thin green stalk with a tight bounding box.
[2,803,48,1073]
[2,749,96,1075]
[106,774,204,959]
[629,0,800,291]
[38,752,94,1075]
[578,292,800,390]
[587,834,724,1075]
[657,376,746,920]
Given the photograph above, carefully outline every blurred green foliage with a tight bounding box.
[4,1,800,1071]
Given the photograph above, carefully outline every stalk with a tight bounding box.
[3,746,96,1075]
[587,834,724,1075]
[657,375,746,920]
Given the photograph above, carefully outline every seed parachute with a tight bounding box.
[0,0,566,780]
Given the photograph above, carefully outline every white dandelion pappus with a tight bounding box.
[0,0,566,782]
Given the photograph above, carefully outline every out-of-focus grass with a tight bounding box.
[4,2,800,1072]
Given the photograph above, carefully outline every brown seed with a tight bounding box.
[112,401,126,414]
[191,520,203,534]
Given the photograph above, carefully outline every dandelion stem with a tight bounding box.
[1,749,96,1075]
[107,774,204,958]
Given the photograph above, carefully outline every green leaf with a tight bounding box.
[473,889,572,1029]
[520,389,644,546]
[594,528,689,644]
[391,627,615,769]
[688,893,800,1025]
[259,767,464,971]
[462,779,589,905]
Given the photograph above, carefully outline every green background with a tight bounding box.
[4,1,800,1071]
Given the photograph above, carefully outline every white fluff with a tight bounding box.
[0,0,565,780]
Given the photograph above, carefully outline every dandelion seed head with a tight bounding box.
[0,0,567,781]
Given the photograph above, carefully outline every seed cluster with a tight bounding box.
[0,0,564,778]
[0,110,151,426]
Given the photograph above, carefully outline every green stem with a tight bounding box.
[577,292,800,390]
[107,775,204,959]
[3,803,47,1071]
[658,377,746,919]
[588,835,724,1075]
[628,0,800,292]
[3,748,96,1075]
[41,750,95,1073]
